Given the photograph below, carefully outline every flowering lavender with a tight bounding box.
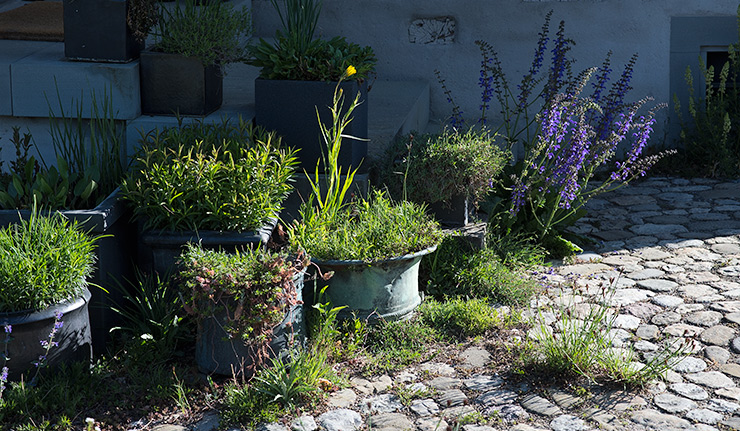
[30,311,63,385]
[0,324,10,401]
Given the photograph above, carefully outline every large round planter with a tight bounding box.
[139,219,277,276]
[312,246,437,322]
[195,272,306,376]
[0,288,92,382]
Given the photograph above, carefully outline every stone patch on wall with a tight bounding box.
[408,17,456,44]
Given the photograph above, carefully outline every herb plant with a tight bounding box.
[0,88,126,210]
[380,127,509,207]
[152,0,251,69]
[247,0,376,81]
[120,119,297,232]
[673,5,740,177]
[0,206,97,312]
[440,12,672,256]
[179,244,308,369]
[289,77,441,262]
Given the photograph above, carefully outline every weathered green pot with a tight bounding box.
[195,272,305,376]
[312,246,436,322]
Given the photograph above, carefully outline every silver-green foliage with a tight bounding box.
[0,207,97,312]
[121,120,297,232]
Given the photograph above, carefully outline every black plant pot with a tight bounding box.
[140,50,223,116]
[63,0,144,62]
[0,189,136,356]
[428,194,473,227]
[0,288,92,382]
[255,78,368,172]
[138,219,277,276]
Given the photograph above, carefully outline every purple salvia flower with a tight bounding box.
[3,325,10,334]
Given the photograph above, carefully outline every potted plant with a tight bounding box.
[179,243,308,376]
[140,0,251,115]
[0,206,98,382]
[247,0,376,171]
[378,128,509,227]
[0,92,135,354]
[63,0,157,62]
[288,84,441,321]
[120,118,298,275]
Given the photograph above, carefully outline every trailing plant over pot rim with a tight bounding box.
[178,243,309,373]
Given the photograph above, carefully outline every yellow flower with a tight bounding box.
[345,65,357,77]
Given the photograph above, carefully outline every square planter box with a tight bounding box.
[63,0,144,62]
[140,50,223,116]
[0,189,137,354]
[138,219,277,276]
[255,78,368,172]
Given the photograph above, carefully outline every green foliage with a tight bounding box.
[362,318,440,374]
[248,35,376,81]
[380,127,509,206]
[524,280,688,387]
[423,235,540,305]
[418,298,506,338]
[293,190,441,262]
[179,244,308,368]
[247,0,375,81]
[152,0,251,68]
[0,206,97,312]
[121,119,297,232]
[221,384,284,427]
[289,83,441,261]
[0,88,126,211]
[109,271,188,360]
[674,22,740,177]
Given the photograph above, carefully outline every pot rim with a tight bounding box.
[0,287,92,324]
[310,245,437,266]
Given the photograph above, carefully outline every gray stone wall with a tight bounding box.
[252,0,739,146]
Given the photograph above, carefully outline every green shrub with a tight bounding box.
[152,0,251,68]
[0,208,97,312]
[423,235,540,305]
[380,127,509,207]
[121,119,297,232]
[418,298,503,338]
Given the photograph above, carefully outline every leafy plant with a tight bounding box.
[419,298,505,338]
[0,205,97,312]
[380,127,509,207]
[673,6,740,177]
[423,235,540,305]
[289,81,442,261]
[362,317,440,374]
[179,244,308,370]
[0,88,126,211]
[247,0,376,81]
[438,12,672,256]
[152,0,251,69]
[120,119,297,232]
[109,271,188,360]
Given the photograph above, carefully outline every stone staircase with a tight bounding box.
[0,39,431,164]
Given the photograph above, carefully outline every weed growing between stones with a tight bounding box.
[524,275,689,387]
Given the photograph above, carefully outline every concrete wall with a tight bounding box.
[252,0,740,146]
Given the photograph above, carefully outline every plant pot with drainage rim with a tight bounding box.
[0,208,98,381]
[179,244,309,376]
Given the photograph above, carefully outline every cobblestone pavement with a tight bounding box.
[164,177,740,431]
